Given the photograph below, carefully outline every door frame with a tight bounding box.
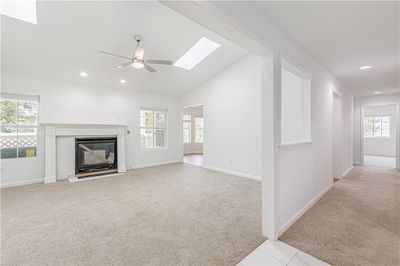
[332,88,343,179]
[360,103,399,169]
[181,104,204,165]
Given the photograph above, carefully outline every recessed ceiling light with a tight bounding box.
[174,37,220,70]
[120,79,126,84]
[79,72,87,77]
[116,65,123,69]
[373,91,382,95]
[360,65,372,70]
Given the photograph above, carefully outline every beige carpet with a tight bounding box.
[1,163,265,265]
[280,165,400,266]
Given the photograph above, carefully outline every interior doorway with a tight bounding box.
[332,90,343,182]
[182,105,204,166]
[362,104,397,168]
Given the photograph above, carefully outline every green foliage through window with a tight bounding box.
[0,96,39,159]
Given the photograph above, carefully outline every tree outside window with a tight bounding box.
[364,115,390,137]
[0,95,39,159]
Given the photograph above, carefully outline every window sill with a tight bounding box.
[278,141,312,150]
[364,136,391,139]
[1,156,39,161]
[141,147,168,150]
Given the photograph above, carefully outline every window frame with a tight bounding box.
[279,59,312,147]
[363,115,391,138]
[140,108,168,149]
[194,116,204,143]
[182,114,191,144]
[0,93,40,160]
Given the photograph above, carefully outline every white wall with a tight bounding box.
[181,54,262,180]
[353,93,400,165]
[183,105,203,154]
[165,2,354,237]
[332,93,343,178]
[364,105,397,157]
[1,72,180,186]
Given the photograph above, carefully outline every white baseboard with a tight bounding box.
[278,183,333,237]
[133,160,180,169]
[184,151,203,155]
[364,153,395,157]
[203,165,261,182]
[1,177,44,188]
[353,162,362,166]
[341,166,353,177]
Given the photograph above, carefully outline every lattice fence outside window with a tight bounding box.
[0,94,39,159]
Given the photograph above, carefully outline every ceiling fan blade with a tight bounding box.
[134,47,145,60]
[144,63,156,73]
[98,51,132,60]
[114,62,132,69]
[144,59,173,65]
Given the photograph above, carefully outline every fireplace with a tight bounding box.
[75,137,118,178]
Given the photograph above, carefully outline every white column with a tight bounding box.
[261,53,279,240]
[117,126,126,173]
[44,125,56,183]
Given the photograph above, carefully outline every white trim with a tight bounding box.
[278,183,333,237]
[353,162,363,166]
[1,177,43,188]
[184,151,203,155]
[68,172,124,183]
[364,153,396,157]
[203,164,261,182]
[341,166,353,177]
[278,141,312,150]
[132,160,179,169]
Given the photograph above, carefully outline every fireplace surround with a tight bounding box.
[42,123,127,183]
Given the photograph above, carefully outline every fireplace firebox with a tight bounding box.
[75,137,118,178]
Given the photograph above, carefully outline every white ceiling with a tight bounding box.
[254,1,399,96]
[1,1,248,96]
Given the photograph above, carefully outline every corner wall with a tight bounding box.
[181,54,262,180]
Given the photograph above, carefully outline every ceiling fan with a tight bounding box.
[99,35,173,73]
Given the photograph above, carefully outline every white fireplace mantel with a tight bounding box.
[41,123,127,183]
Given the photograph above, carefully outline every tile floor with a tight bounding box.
[364,155,396,168]
[183,153,203,166]
[237,240,330,266]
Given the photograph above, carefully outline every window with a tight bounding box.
[140,108,167,149]
[195,117,203,143]
[281,60,311,145]
[364,116,390,137]
[0,93,39,159]
[183,115,191,143]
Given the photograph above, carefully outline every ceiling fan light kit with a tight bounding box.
[131,58,144,69]
[99,34,173,73]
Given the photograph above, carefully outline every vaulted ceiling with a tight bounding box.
[1,1,248,96]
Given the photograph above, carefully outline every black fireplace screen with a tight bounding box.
[75,137,117,174]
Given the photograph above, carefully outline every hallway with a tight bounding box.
[364,155,396,168]
[280,166,400,266]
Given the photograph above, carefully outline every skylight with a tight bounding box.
[174,37,220,70]
[0,0,37,24]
